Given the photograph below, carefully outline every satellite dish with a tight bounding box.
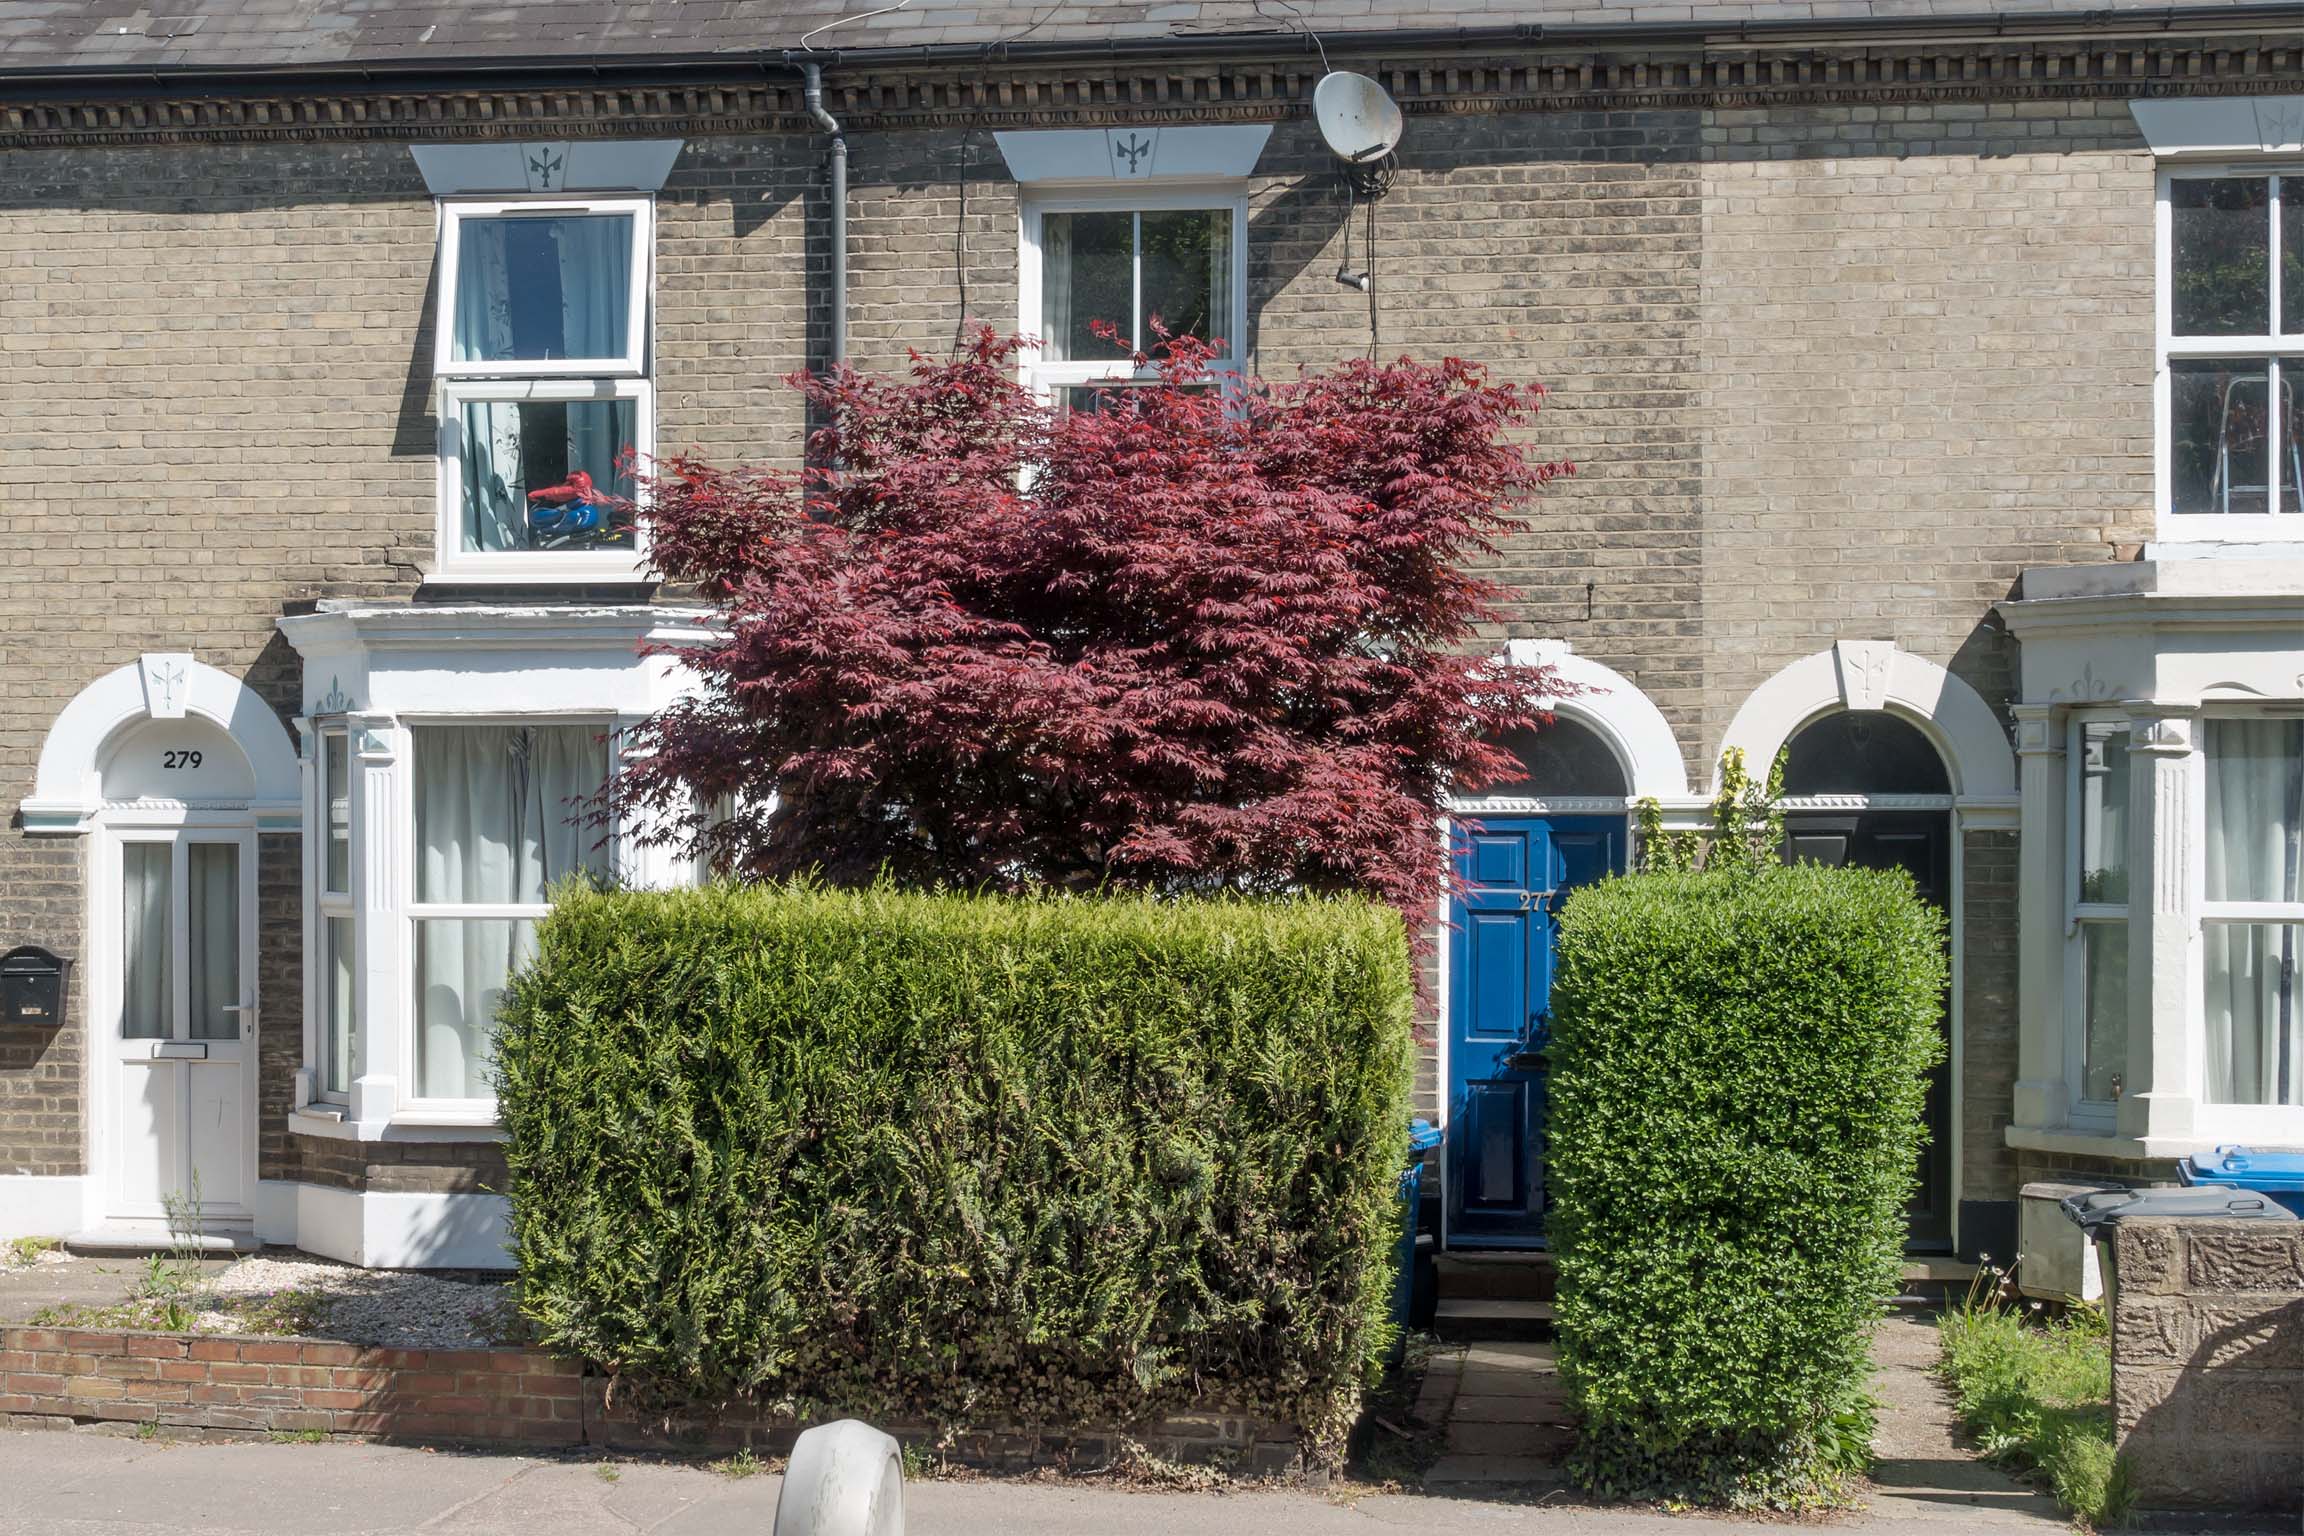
[1313,72,1403,164]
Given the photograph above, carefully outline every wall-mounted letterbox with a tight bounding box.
[0,946,70,1028]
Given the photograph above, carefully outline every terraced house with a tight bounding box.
[0,0,2300,1273]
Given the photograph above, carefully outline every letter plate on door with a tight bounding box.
[150,1042,209,1061]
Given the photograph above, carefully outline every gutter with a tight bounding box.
[792,54,848,368]
[0,6,2297,99]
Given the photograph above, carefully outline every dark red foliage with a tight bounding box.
[611,328,1573,916]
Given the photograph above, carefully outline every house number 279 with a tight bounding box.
[161,749,204,770]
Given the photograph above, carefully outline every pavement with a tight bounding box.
[0,1429,2092,1536]
[0,1306,2200,1535]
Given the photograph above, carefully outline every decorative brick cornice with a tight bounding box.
[2,34,2302,149]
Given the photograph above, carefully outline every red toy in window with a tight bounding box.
[526,470,608,539]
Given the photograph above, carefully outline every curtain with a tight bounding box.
[2203,719,2304,1104]
[1041,213,1075,361]
[324,915,357,1096]
[186,843,238,1041]
[414,725,609,1098]
[452,220,517,362]
[460,400,529,552]
[121,843,169,1041]
[452,215,629,364]
[555,216,629,360]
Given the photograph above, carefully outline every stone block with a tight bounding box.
[2113,1220,2181,1296]
[2186,1225,2304,1294]
[2111,1296,2190,1366]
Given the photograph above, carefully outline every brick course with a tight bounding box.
[0,1324,1307,1474]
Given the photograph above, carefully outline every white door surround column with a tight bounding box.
[2011,704,2068,1131]
[2120,702,2199,1144]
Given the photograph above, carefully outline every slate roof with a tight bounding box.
[0,0,2283,76]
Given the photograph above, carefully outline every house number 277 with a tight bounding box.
[161,749,204,770]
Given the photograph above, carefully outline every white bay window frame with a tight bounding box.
[2156,164,2304,541]
[2062,711,2132,1132]
[431,195,655,584]
[1017,186,1249,405]
[280,604,714,1141]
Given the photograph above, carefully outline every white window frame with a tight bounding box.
[2156,164,2304,541]
[1017,186,1249,405]
[2063,712,2130,1131]
[433,197,652,379]
[432,196,655,584]
[314,725,355,1105]
[397,714,619,1121]
[434,376,655,583]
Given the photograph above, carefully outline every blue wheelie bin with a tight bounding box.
[1391,1119,1442,1342]
[2177,1145,2304,1217]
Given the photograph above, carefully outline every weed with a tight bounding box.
[899,1444,934,1481]
[134,1420,161,1442]
[594,1464,622,1484]
[3,1235,59,1269]
[266,1428,328,1445]
[1938,1256,2133,1529]
[716,1448,762,1479]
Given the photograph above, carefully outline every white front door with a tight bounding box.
[102,828,258,1229]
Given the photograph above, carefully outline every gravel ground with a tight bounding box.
[197,1253,519,1349]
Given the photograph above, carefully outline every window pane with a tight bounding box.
[459,398,637,553]
[1780,710,1951,795]
[1040,210,1133,362]
[2284,176,2304,336]
[414,724,611,905]
[1055,380,1215,417]
[415,918,536,1099]
[1477,719,1630,798]
[2077,722,2129,903]
[121,843,170,1041]
[2204,718,2304,903]
[2284,361,2303,518]
[451,214,634,364]
[2081,921,2129,1103]
[187,843,239,1041]
[322,915,358,1097]
[1140,210,1230,353]
[323,731,350,894]
[2169,360,2271,515]
[2171,177,2270,336]
[2204,923,2304,1106]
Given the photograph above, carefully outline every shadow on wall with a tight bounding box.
[2119,1298,2304,1516]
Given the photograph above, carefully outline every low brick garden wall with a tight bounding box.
[0,1323,1307,1476]
[2111,1218,2304,1514]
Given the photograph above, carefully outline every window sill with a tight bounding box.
[288,1104,506,1144]
[2006,1123,2304,1161]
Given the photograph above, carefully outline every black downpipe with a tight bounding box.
[793,55,848,368]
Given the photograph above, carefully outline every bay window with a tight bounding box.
[1021,193,1245,410]
[434,198,653,578]
[2162,170,2304,531]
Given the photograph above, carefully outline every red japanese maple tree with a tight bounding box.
[609,328,1571,916]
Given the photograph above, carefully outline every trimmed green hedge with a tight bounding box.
[1547,865,1946,1505]
[494,882,1416,1454]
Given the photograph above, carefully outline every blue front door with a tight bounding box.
[1445,815,1623,1248]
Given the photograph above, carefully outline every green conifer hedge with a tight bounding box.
[1546,865,1946,1504]
[494,882,1416,1454]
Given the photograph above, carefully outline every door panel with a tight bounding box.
[105,831,256,1227]
[1447,815,1623,1248]
[1782,811,1955,1252]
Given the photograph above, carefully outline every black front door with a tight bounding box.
[1783,811,1955,1253]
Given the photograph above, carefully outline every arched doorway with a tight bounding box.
[1779,707,1958,1253]
[27,656,298,1242]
